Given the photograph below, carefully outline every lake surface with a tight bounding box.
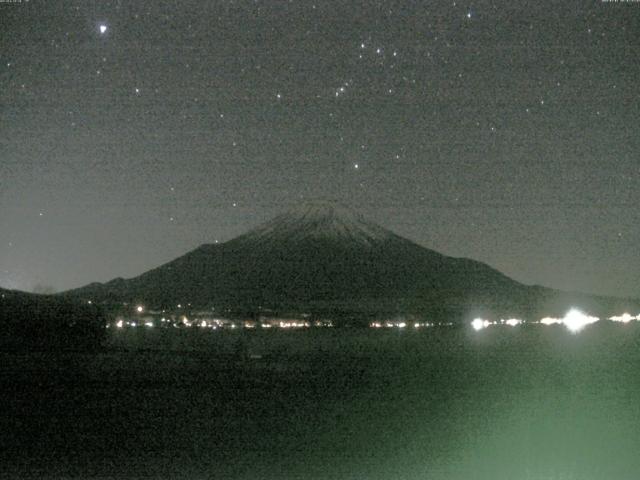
[2,324,640,479]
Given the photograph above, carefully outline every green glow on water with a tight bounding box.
[4,325,640,479]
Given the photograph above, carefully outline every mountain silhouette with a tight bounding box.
[65,202,639,322]
[0,288,105,350]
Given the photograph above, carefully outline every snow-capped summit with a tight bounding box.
[238,201,394,246]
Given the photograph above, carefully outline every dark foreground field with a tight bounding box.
[2,325,640,479]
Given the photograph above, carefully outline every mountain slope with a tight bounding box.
[65,202,639,321]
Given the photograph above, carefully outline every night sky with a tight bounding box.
[1,0,639,298]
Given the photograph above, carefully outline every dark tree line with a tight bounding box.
[0,290,106,351]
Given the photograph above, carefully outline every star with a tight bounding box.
[99,24,108,34]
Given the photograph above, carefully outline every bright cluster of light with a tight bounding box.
[111,315,332,330]
[535,310,600,332]
[562,309,599,333]
[545,310,640,330]
[539,316,563,325]
[609,313,639,323]
[114,319,141,328]
[471,318,492,331]
[370,321,434,329]
[469,310,607,333]
[413,322,434,328]
[278,321,310,329]
[503,318,523,327]
[200,318,233,329]
[110,309,640,333]
[472,318,522,330]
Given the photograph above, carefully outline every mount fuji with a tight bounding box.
[65,202,638,322]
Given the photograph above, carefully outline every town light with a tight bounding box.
[563,309,599,333]
[471,318,490,331]
[609,313,636,323]
[540,317,562,325]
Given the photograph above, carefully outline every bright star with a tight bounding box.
[99,24,108,34]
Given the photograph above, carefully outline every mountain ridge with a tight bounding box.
[63,203,640,322]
